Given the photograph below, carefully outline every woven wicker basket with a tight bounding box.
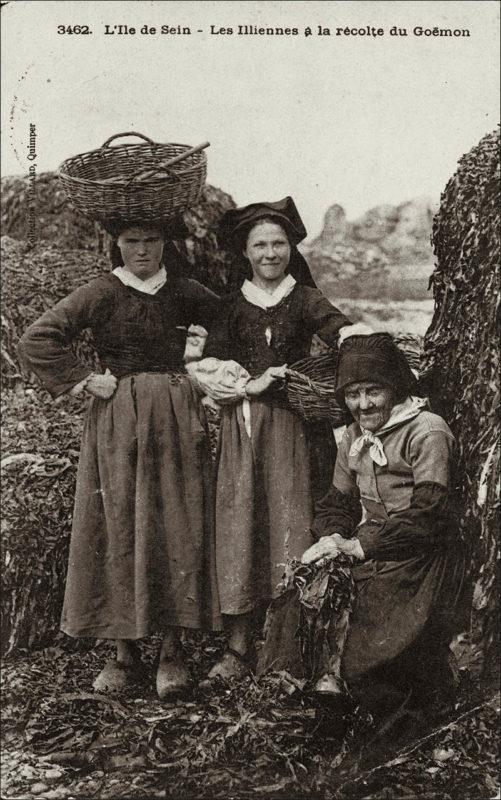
[286,333,423,423]
[391,332,422,372]
[58,132,208,222]
[286,353,345,424]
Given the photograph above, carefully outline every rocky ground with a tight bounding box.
[328,298,435,337]
[1,635,499,800]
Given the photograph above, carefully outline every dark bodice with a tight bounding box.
[92,279,197,375]
[204,284,351,376]
[18,273,220,397]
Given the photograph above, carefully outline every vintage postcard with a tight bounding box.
[2,1,499,799]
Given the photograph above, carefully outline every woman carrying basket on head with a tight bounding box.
[18,216,222,699]
[188,197,370,682]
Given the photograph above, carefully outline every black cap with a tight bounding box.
[219,196,307,250]
[335,333,418,402]
[99,215,190,240]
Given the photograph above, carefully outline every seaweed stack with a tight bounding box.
[422,128,500,676]
[1,173,101,250]
[1,172,235,292]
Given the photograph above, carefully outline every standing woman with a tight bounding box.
[18,219,222,698]
[192,198,365,680]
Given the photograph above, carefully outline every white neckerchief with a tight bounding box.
[241,274,297,347]
[113,265,167,295]
[239,275,297,437]
[349,430,388,466]
[241,274,296,309]
[349,396,429,466]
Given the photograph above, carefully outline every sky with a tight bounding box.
[1,0,499,239]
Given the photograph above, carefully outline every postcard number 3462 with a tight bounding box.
[57,26,92,35]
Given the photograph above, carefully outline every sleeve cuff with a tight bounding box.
[338,323,374,345]
[356,520,385,559]
[68,373,93,397]
[350,538,365,560]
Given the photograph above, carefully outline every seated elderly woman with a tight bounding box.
[298,333,466,721]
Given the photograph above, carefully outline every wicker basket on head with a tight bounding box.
[58,132,209,222]
[286,332,423,423]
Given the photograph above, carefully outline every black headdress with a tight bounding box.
[219,197,317,289]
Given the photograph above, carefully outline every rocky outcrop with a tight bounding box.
[303,197,437,298]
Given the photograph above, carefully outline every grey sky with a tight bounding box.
[2,0,499,238]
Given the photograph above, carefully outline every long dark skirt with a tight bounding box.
[214,400,335,616]
[257,544,466,703]
[61,373,221,639]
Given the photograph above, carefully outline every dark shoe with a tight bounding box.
[92,658,143,692]
[156,656,191,700]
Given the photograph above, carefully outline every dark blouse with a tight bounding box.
[312,482,457,562]
[311,409,459,562]
[204,284,351,376]
[18,273,220,398]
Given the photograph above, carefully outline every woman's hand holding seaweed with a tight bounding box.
[85,368,118,400]
[331,533,365,559]
[301,535,343,566]
[245,364,288,396]
[302,533,365,566]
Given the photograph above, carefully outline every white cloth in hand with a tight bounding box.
[186,358,250,404]
[183,325,208,363]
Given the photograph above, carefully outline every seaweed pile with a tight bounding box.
[1,172,235,292]
[422,127,500,675]
[1,173,101,250]
[2,640,498,799]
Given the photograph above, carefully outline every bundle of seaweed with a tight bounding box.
[422,127,500,676]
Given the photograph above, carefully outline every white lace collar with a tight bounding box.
[113,265,167,295]
[240,275,296,310]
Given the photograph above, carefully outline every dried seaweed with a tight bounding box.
[422,127,500,675]
[2,642,498,799]
[282,557,355,687]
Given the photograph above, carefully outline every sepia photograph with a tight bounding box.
[1,1,499,798]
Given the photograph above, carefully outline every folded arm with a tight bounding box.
[357,481,456,561]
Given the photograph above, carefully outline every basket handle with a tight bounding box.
[125,167,182,186]
[126,141,210,185]
[100,132,156,149]
[154,141,210,169]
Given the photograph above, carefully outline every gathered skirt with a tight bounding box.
[257,543,466,694]
[214,400,333,615]
[61,373,221,639]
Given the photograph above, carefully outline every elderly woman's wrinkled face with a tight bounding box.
[116,226,164,279]
[344,382,395,432]
[244,221,291,288]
